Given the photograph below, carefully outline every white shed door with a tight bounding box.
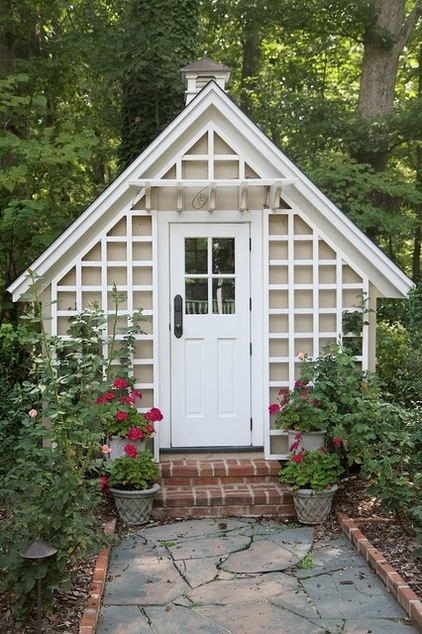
[170,223,251,447]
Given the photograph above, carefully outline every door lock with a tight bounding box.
[174,294,183,338]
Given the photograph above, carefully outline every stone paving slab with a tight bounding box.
[167,533,250,561]
[308,536,366,573]
[96,519,419,634]
[134,518,253,543]
[185,571,298,606]
[301,566,407,620]
[318,619,419,634]
[197,600,327,633]
[225,538,308,573]
[173,554,221,587]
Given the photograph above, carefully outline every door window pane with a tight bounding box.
[212,238,235,274]
[185,278,208,314]
[185,238,207,274]
[184,236,236,315]
[212,278,235,314]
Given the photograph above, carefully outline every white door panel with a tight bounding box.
[170,223,251,447]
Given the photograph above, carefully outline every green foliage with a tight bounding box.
[294,345,380,465]
[270,380,330,433]
[304,152,421,271]
[382,282,422,406]
[0,436,104,626]
[105,449,159,491]
[0,322,33,476]
[375,320,408,398]
[117,0,200,168]
[0,279,150,625]
[279,448,344,493]
[356,403,422,551]
[297,551,314,569]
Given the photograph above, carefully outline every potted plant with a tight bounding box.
[269,378,330,451]
[101,444,160,525]
[278,438,344,524]
[97,376,163,458]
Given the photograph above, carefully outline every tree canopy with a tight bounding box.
[1,0,421,322]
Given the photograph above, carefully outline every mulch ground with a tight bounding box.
[1,475,421,633]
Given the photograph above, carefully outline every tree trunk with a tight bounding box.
[356,0,422,170]
[0,0,15,73]
[239,32,260,116]
[358,0,406,119]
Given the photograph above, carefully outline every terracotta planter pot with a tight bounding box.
[287,430,326,453]
[110,483,160,525]
[290,485,338,524]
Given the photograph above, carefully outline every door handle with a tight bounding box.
[174,294,183,338]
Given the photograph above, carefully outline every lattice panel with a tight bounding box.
[51,211,156,408]
[267,209,369,458]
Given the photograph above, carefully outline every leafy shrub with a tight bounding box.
[0,427,105,626]
[0,323,33,477]
[0,280,145,624]
[294,344,380,465]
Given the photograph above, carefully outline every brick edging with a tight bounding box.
[79,518,117,634]
[337,511,422,633]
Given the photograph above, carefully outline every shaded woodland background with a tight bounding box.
[1,0,421,323]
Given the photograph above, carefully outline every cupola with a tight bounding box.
[180,58,231,104]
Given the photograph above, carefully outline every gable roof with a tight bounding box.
[8,80,413,301]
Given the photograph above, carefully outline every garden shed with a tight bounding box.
[9,59,413,461]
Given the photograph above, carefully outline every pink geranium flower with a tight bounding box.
[124,444,137,458]
[113,377,128,389]
[268,403,280,415]
[116,410,128,421]
[28,409,38,418]
[127,427,144,440]
[100,476,110,494]
[145,407,163,422]
[97,391,115,404]
[291,452,304,463]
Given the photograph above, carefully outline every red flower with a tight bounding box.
[292,452,304,463]
[116,410,128,421]
[311,398,322,407]
[124,444,137,458]
[332,437,342,447]
[96,391,115,404]
[145,424,155,434]
[127,426,144,440]
[268,403,280,415]
[123,391,142,405]
[113,377,128,389]
[145,407,163,422]
[100,476,110,494]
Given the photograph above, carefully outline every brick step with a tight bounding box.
[152,458,294,520]
[152,482,294,520]
[159,458,280,484]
